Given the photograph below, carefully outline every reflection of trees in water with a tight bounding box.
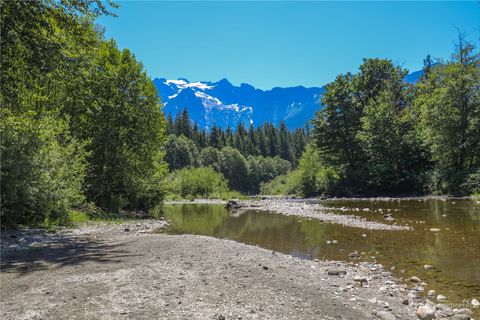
[164,204,228,235]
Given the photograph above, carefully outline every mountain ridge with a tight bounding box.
[154,70,422,130]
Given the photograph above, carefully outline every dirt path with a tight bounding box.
[0,221,424,320]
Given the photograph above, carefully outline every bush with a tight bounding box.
[260,144,340,197]
[167,167,240,199]
[0,112,88,227]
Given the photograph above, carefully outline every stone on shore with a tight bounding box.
[416,305,435,320]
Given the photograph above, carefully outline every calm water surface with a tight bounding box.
[162,199,480,308]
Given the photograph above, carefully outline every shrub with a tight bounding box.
[0,112,87,227]
[167,167,240,199]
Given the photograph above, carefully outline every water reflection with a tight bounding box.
[162,199,480,305]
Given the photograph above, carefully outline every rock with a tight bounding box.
[375,310,396,320]
[471,298,479,307]
[410,276,422,283]
[423,264,432,269]
[416,305,435,320]
[124,228,130,232]
[429,228,441,232]
[451,314,470,320]
[262,265,269,270]
[353,275,368,286]
[327,269,346,276]
[456,308,473,315]
[437,294,447,301]
[427,290,435,297]
[226,200,240,210]
[361,234,367,237]
[402,299,409,305]
[349,252,361,259]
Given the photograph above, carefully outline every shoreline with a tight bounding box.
[1,220,475,319]
[1,220,417,319]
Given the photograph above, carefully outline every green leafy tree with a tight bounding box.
[165,135,200,171]
[219,147,250,192]
[414,37,480,194]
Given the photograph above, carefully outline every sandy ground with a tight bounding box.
[0,220,424,320]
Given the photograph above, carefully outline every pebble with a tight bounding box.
[437,294,447,301]
[427,290,435,297]
[423,265,432,270]
[416,305,435,320]
[471,298,479,307]
[451,314,471,320]
[327,269,347,276]
[375,310,396,320]
[429,228,441,232]
[410,276,422,283]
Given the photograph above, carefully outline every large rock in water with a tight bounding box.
[416,305,435,320]
[225,200,240,210]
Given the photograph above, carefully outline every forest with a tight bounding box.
[1,0,479,228]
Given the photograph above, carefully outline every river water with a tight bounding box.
[161,198,480,309]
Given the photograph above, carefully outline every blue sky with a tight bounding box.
[97,1,480,89]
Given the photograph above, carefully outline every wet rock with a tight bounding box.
[429,228,441,232]
[436,295,447,301]
[375,310,396,320]
[327,269,347,276]
[424,265,432,270]
[471,298,479,307]
[410,276,422,283]
[416,305,435,320]
[427,290,435,297]
[226,200,240,210]
[451,314,470,320]
[349,252,361,259]
[124,228,131,232]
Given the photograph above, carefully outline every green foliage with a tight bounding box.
[414,39,480,194]
[260,144,340,197]
[165,134,201,170]
[200,147,222,172]
[82,40,167,211]
[0,112,87,226]
[0,1,167,226]
[219,147,251,192]
[248,155,291,193]
[167,167,240,199]
[310,38,479,197]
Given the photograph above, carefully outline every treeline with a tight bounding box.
[1,1,167,227]
[164,109,306,194]
[166,109,309,163]
[264,37,480,197]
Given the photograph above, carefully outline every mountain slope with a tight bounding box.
[154,70,422,130]
[154,78,324,129]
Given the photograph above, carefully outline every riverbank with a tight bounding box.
[0,219,424,320]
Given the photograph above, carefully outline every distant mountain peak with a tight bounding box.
[154,70,422,129]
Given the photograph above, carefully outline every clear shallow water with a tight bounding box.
[161,199,480,307]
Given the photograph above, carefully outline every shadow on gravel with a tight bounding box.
[0,232,137,276]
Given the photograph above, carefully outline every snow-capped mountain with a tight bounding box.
[153,78,324,129]
[153,70,422,130]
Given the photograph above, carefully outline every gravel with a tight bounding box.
[236,199,411,230]
[1,220,419,320]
